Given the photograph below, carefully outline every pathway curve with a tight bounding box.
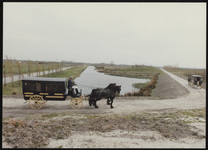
[112,68,206,113]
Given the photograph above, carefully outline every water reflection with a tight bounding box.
[74,66,150,95]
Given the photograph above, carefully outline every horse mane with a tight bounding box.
[105,83,116,90]
[111,85,121,93]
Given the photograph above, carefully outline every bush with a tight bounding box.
[143,90,151,96]
[124,73,160,97]
[147,83,155,89]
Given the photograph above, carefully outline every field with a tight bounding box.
[96,65,164,79]
[3,59,85,77]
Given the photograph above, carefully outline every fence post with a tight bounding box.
[30,60,33,77]
[7,57,14,87]
[28,60,31,77]
[52,62,54,74]
[17,61,21,84]
[56,63,58,73]
[59,62,61,73]
[36,62,39,77]
[48,63,50,77]
[3,64,7,87]
[42,63,45,76]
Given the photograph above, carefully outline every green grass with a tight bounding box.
[98,65,164,79]
[3,66,88,95]
[133,82,149,89]
[3,81,23,95]
[42,66,87,78]
[124,66,163,74]
[104,66,163,74]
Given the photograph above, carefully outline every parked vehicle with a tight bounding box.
[188,75,203,88]
[22,77,83,109]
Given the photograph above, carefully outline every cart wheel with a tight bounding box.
[29,95,44,109]
[70,98,83,109]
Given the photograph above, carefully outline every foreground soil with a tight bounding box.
[2,70,206,148]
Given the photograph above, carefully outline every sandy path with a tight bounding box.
[2,69,206,148]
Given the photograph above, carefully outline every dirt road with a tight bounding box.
[2,69,206,148]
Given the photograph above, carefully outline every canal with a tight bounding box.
[75,66,150,95]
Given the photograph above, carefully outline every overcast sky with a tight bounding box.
[3,2,206,68]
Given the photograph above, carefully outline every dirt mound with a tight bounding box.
[2,110,205,148]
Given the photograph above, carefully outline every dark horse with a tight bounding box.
[88,83,121,108]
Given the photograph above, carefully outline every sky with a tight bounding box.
[3,2,206,68]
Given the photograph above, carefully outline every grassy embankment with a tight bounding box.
[3,66,88,95]
[95,65,164,96]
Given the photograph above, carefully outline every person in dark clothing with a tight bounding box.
[68,76,75,97]
[68,76,75,89]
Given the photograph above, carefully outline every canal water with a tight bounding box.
[74,66,150,95]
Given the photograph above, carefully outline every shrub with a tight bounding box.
[124,73,160,96]
[147,83,155,89]
[143,90,151,96]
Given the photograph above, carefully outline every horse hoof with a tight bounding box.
[111,106,114,109]
[95,106,99,108]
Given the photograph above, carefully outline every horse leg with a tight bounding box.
[107,98,110,105]
[89,98,96,106]
[89,100,92,106]
[110,98,114,108]
[93,101,99,108]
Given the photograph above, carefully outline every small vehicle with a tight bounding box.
[22,77,83,109]
[188,75,203,88]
